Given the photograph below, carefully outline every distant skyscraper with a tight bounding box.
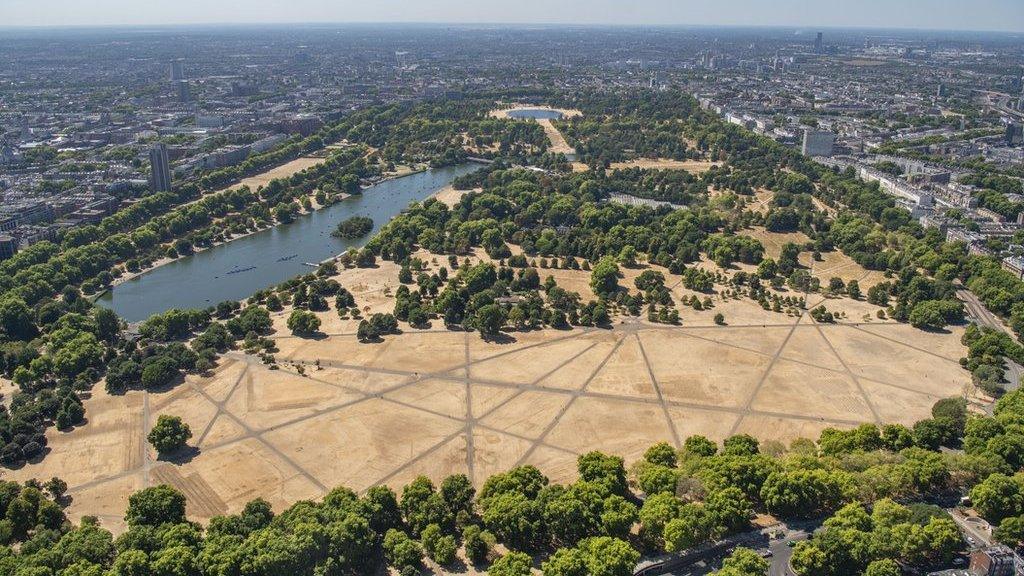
[802,129,835,157]
[170,60,184,81]
[149,144,171,192]
[1006,123,1024,147]
[177,81,192,103]
[814,32,823,54]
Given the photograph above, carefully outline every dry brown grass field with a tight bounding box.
[234,156,325,191]
[8,242,974,534]
[608,159,717,173]
[537,119,576,157]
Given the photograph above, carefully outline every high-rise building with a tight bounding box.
[170,60,184,81]
[177,81,192,103]
[1006,123,1024,146]
[801,129,835,157]
[149,144,172,192]
[814,32,823,54]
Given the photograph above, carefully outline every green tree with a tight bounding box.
[0,297,37,341]
[723,434,759,456]
[421,524,457,565]
[286,310,321,335]
[576,537,640,576]
[383,528,422,571]
[590,256,620,297]
[125,485,187,527]
[104,356,143,391]
[542,547,587,576]
[141,356,179,390]
[790,541,827,576]
[638,492,681,542]
[488,551,533,576]
[56,397,86,430]
[463,524,495,565]
[664,503,716,552]
[111,549,151,576]
[846,280,861,300]
[643,442,677,467]
[578,451,627,495]
[706,487,752,533]
[996,515,1024,546]
[147,415,192,455]
[360,485,403,534]
[715,547,769,576]
[600,495,638,539]
[474,304,506,337]
[683,435,718,458]
[970,473,1024,523]
[862,559,901,576]
[635,463,678,495]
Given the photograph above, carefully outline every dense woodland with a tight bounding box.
[2,90,1024,574]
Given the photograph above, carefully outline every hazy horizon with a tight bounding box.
[3,0,1023,33]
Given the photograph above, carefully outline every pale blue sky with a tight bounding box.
[2,0,1022,32]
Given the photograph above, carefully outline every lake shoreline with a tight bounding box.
[92,165,440,304]
[95,163,477,320]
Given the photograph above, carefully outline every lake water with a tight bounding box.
[506,108,564,120]
[98,164,478,322]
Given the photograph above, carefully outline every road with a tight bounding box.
[977,90,1024,121]
[767,534,803,576]
[635,523,813,576]
[957,288,1023,391]
[948,508,994,550]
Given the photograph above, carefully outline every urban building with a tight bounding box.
[149,143,172,192]
[1005,123,1023,147]
[1003,256,1024,280]
[802,129,835,157]
[0,235,17,260]
[968,545,1016,576]
[170,60,184,81]
[177,81,192,103]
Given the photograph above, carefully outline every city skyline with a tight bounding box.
[2,0,1024,33]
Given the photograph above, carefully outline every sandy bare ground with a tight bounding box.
[609,159,717,173]
[741,227,887,291]
[431,185,482,208]
[14,248,972,534]
[488,105,579,157]
[537,119,576,156]
[235,157,325,190]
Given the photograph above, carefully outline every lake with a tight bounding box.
[98,164,478,322]
[506,108,564,120]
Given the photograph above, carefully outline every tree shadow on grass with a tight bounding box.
[482,332,518,345]
[158,445,200,465]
